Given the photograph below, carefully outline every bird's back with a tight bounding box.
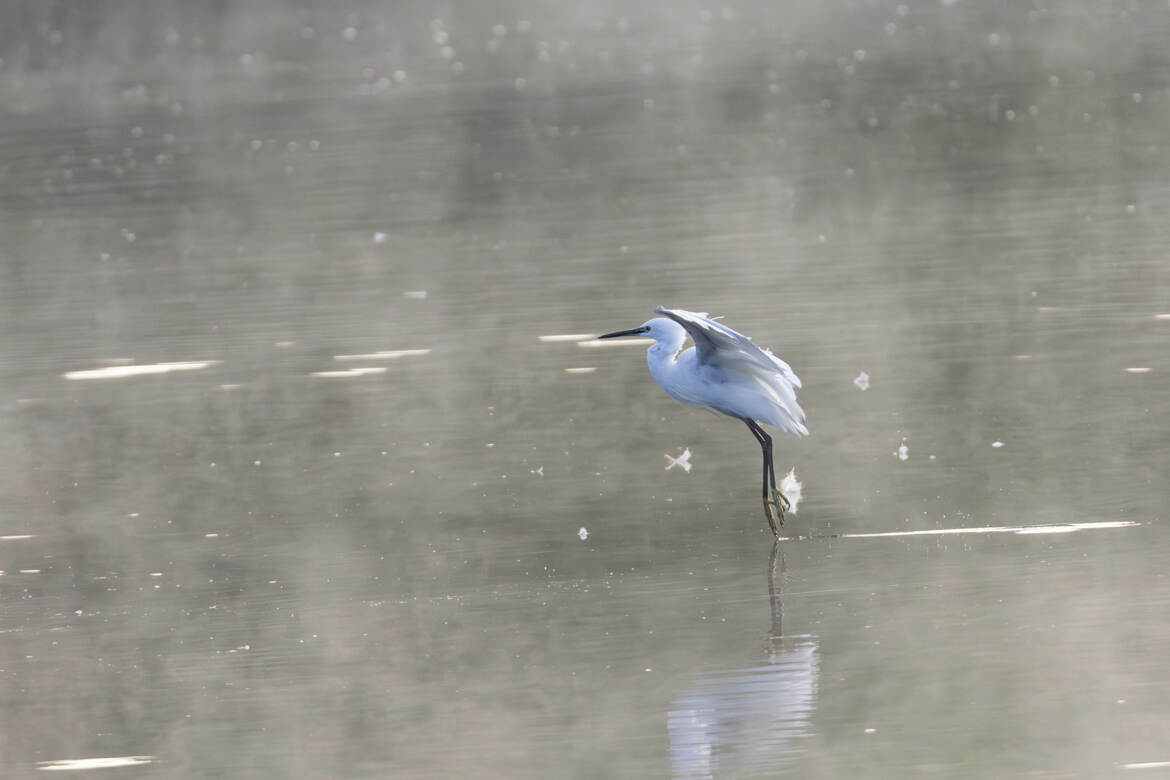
[655,307,808,436]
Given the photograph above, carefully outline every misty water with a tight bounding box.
[2,1,1168,777]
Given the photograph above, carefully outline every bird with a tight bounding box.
[598,306,807,536]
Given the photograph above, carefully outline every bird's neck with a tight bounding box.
[647,334,686,385]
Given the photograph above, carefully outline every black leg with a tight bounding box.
[762,428,778,493]
[744,420,769,500]
[751,420,790,513]
[746,419,785,535]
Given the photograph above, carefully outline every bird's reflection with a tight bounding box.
[668,542,819,778]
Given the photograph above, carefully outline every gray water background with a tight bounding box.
[1,1,1168,777]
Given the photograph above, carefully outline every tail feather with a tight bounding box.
[752,375,808,436]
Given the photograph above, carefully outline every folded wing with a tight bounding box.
[655,306,808,435]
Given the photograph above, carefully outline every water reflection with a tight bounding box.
[668,543,819,778]
[3,0,1170,774]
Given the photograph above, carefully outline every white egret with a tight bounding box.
[599,306,807,536]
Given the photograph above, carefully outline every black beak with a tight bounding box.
[598,326,649,339]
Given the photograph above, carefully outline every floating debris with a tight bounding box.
[403,290,428,299]
[665,448,693,473]
[896,440,909,461]
[1125,367,1151,374]
[991,441,1005,448]
[780,468,803,514]
[578,527,589,540]
[853,371,870,391]
[564,367,597,374]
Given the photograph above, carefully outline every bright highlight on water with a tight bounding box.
[781,520,1139,542]
[63,361,218,380]
[37,756,156,771]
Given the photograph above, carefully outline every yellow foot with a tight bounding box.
[773,488,790,515]
[763,490,787,537]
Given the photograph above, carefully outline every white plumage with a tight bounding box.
[650,306,808,436]
[599,306,808,536]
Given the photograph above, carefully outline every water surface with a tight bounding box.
[2,1,1168,776]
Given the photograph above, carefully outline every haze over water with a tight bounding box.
[1,1,1168,777]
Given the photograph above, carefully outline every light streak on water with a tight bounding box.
[333,349,431,361]
[538,333,595,342]
[63,361,218,380]
[781,520,1139,542]
[312,367,388,378]
[577,337,655,348]
[38,756,155,771]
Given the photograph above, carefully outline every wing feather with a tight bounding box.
[655,307,800,385]
[656,306,807,434]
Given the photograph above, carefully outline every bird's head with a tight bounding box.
[598,317,677,342]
